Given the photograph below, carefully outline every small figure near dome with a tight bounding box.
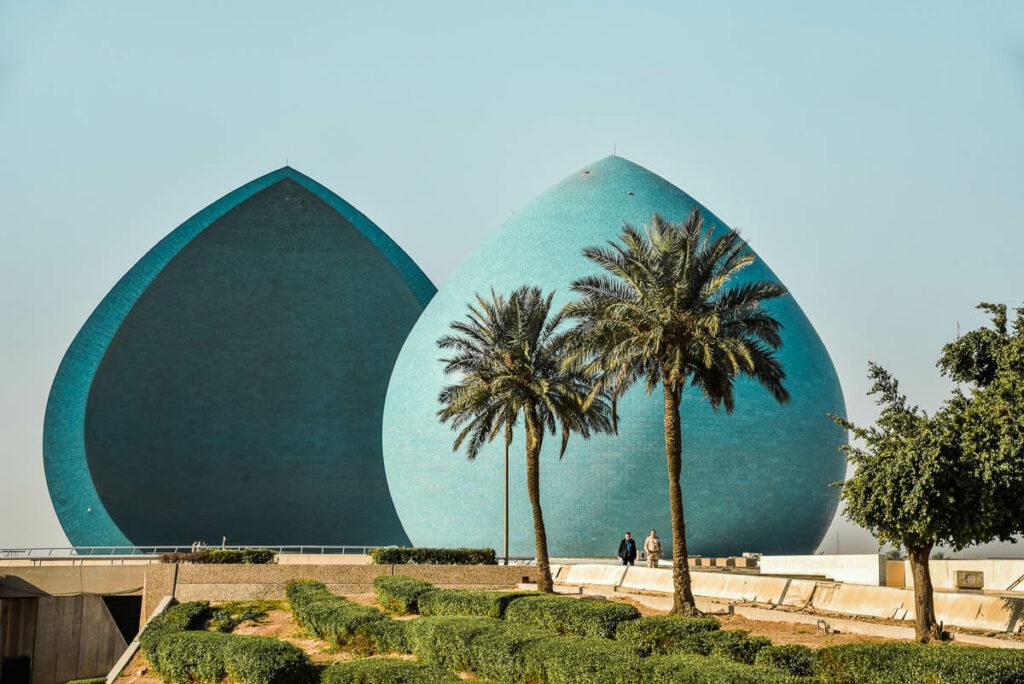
[644,529,662,568]
[618,531,638,566]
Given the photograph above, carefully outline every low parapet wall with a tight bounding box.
[899,559,1024,593]
[556,563,1024,633]
[760,554,886,586]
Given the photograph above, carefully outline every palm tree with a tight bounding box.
[564,208,790,614]
[437,286,613,592]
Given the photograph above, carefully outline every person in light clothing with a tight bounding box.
[643,529,662,568]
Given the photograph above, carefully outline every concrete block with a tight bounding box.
[562,564,627,587]
[620,567,673,594]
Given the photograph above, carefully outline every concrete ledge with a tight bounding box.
[621,567,673,593]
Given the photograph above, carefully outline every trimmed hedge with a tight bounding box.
[160,549,277,564]
[417,588,536,619]
[140,600,212,669]
[152,631,312,684]
[755,644,816,677]
[155,631,229,683]
[641,653,807,683]
[321,658,460,684]
[221,636,313,684]
[368,547,497,565]
[703,630,773,665]
[518,635,642,684]
[352,618,410,655]
[615,615,721,656]
[372,575,435,615]
[467,623,557,681]
[815,642,1024,683]
[504,595,641,638]
[405,616,504,672]
[286,580,386,647]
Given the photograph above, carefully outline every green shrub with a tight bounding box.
[417,588,536,618]
[140,600,212,669]
[405,616,503,671]
[755,644,816,677]
[222,635,313,684]
[815,642,1024,683]
[321,658,459,684]
[207,601,274,633]
[160,549,277,564]
[372,575,435,615]
[368,547,497,565]
[66,679,106,684]
[467,623,557,681]
[704,630,773,665]
[641,653,806,683]
[352,618,410,655]
[615,615,721,655]
[155,631,230,683]
[504,595,641,638]
[286,580,386,647]
[518,635,642,684]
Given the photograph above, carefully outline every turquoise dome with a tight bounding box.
[382,156,846,557]
[44,167,434,547]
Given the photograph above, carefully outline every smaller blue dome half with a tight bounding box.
[44,167,435,547]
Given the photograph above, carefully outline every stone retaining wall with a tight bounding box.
[140,563,530,623]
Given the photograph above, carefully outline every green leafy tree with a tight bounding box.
[835,303,1024,642]
[564,208,789,614]
[436,286,614,592]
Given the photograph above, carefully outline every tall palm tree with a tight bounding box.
[564,208,789,614]
[437,286,613,592]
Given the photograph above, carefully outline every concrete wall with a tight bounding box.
[899,559,1024,592]
[0,566,145,598]
[760,554,886,586]
[0,596,127,684]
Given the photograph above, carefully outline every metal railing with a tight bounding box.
[0,544,384,559]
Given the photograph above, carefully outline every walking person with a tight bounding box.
[617,531,638,566]
[644,529,662,568]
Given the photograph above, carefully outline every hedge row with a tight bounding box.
[368,547,497,565]
[160,548,277,564]
[400,615,801,684]
[615,615,721,656]
[814,642,1024,683]
[138,601,312,684]
[504,595,641,638]
[372,575,434,615]
[286,580,387,647]
[321,658,460,684]
[418,588,535,619]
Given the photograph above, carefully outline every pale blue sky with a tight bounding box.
[1,1,1022,552]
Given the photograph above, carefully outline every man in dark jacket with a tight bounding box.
[617,531,638,566]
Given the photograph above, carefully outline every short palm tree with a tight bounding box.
[564,208,789,614]
[437,286,613,592]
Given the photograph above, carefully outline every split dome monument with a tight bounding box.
[44,156,846,556]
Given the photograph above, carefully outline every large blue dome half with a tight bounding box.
[382,156,846,557]
[44,167,434,547]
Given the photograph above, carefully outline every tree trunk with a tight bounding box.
[525,407,554,593]
[664,383,700,615]
[908,544,943,642]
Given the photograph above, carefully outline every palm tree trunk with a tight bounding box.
[908,544,943,642]
[664,382,699,615]
[525,407,554,593]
